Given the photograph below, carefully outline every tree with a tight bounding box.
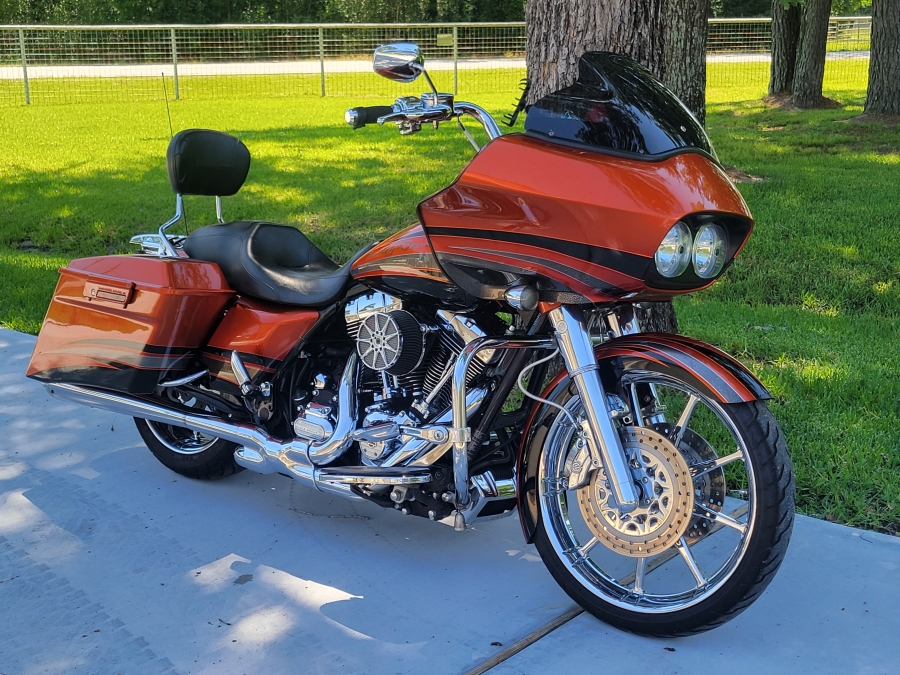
[525,0,679,333]
[864,0,900,116]
[791,0,833,107]
[665,0,710,124]
[768,0,803,95]
[525,0,667,103]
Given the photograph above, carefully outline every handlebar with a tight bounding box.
[345,105,395,129]
[344,97,502,147]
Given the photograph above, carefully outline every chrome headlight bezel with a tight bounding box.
[645,214,751,290]
[692,223,728,279]
[654,221,693,278]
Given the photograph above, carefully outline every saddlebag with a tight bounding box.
[26,255,235,394]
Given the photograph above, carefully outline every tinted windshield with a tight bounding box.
[524,52,714,159]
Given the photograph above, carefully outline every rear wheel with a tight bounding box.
[134,417,242,480]
[533,370,794,636]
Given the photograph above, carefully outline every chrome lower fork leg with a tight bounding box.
[548,306,639,509]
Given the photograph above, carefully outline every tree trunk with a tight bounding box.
[791,0,832,108]
[525,0,667,104]
[664,0,709,125]
[865,0,900,117]
[525,0,678,333]
[768,0,802,95]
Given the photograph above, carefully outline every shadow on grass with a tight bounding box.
[0,122,479,263]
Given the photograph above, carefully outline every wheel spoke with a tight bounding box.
[690,449,744,479]
[616,504,749,587]
[564,537,600,568]
[633,557,647,595]
[677,537,706,587]
[579,537,599,557]
[695,503,748,535]
[671,394,700,446]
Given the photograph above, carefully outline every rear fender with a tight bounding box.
[516,333,770,543]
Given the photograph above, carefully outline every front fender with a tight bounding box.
[516,333,770,543]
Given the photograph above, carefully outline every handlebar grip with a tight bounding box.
[345,105,395,129]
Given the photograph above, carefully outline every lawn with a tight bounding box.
[1,66,898,533]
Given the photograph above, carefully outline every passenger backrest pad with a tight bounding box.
[166,129,251,197]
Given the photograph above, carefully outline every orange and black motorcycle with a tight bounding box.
[27,45,793,636]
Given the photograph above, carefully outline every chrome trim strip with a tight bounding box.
[318,471,431,486]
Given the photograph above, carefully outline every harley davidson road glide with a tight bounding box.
[26,44,794,636]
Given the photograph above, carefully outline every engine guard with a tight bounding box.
[515,332,771,544]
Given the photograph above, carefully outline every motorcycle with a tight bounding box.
[26,43,794,636]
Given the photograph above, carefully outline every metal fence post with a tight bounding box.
[452,25,458,96]
[318,27,326,97]
[170,28,180,100]
[18,28,30,105]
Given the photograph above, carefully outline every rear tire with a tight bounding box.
[134,417,242,480]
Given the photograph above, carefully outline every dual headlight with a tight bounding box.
[654,221,727,280]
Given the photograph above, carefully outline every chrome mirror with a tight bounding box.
[373,43,424,83]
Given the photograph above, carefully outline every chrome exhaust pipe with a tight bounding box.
[45,382,358,498]
[47,382,275,449]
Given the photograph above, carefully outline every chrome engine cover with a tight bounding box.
[345,291,403,338]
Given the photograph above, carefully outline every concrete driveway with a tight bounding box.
[0,327,897,675]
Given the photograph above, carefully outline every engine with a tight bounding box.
[342,291,494,464]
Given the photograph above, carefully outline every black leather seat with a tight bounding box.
[184,221,371,306]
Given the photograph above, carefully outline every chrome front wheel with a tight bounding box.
[533,371,794,636]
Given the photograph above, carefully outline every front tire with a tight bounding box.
[134,417,242,480]
[533,372,794,637]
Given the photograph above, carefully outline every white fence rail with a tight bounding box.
[0,18,872,106]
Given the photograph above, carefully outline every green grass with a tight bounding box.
[1,73,899,533]
[675,90,900,532]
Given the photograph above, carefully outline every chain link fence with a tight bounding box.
[0,18,871,107]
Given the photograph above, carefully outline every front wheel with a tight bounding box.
[533,372,794,636]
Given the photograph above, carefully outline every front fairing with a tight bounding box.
[417,134,751,304]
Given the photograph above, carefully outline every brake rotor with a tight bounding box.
[578,427,694,557]
[652,423,727,544]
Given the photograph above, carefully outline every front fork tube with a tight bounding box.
[548,306,639,510]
